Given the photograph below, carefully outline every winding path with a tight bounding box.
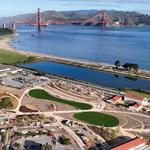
[6,81,150,149]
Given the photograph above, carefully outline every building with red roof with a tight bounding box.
[124,94,144,104]
[129,103,142,112]
[111,138,150,150]
[112,95,122,104]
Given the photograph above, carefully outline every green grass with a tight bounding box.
[73,112,119,127]
[0,49,36,64]
[28,89,93,110]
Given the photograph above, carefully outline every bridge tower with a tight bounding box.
[37,8,41,32]
[100,12,107,28]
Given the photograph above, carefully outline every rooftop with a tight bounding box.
[111,138,147,150]
[112,95,122,101]
[133,103,141,109]
[126,94,144,101]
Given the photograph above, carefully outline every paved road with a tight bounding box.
[54,115,85,150]
[14,84,107,149]
[104,110,150,119]
[14,88,29,113]
[124,128,150,133]
[5,82,150,148]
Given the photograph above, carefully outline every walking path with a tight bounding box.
[3,80,150,149]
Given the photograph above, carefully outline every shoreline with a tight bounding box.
[1,35,150,80]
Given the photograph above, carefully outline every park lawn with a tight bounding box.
[28,89,93,110]
[73,112,119,127]
[0,49,36,64]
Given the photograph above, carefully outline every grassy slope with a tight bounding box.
[73,112,119,127]
[28,89,92,110]
[0,49,35,64]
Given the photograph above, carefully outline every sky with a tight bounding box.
[0,0,150,17]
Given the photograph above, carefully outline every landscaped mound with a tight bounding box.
[0,97,13,109]
[73,112,119,127]
[0,94,18,109]
[28,89,92,110]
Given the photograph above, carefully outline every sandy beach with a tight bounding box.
[0,35,16,51]
[0,35,111,64]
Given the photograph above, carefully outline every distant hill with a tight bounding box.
[0,10,150,26]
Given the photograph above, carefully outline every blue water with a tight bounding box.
[20,61,150,90]
[12,24,150,70]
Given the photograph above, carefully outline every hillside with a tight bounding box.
[0,10,150,26]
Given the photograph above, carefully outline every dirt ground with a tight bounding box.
[21,95,76,112]
[0,85,24,98]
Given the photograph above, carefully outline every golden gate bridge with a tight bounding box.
[0,9,108,32]
[35,8,108,32]
[32,8,48,32]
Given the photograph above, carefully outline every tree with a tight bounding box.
[114,60,120,69]
[111,129,117,138]
[13,142,21,150]
[0,28,13,36]
[132,64,139,72]
[41,143,52,150]
[63,138,71,145]
[123,63,139,72]
[1,132,7,144]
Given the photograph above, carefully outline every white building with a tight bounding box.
[142,98,150,106]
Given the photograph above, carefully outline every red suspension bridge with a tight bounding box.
[32,8,48,32]
[34,8,108,32]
